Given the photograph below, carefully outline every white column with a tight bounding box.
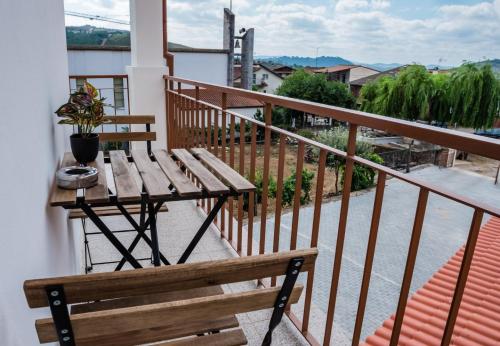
[127,0,168,150]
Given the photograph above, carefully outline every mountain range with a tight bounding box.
[66,26,498,74]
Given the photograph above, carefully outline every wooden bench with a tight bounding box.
[24,249,317,346]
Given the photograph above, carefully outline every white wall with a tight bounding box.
[0,1,80,345]
[68,50,131,75]
[349,66,379,83]
[254,68,283,94]
[174,51,228,86]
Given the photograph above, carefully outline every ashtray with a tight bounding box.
[56,166,98,190]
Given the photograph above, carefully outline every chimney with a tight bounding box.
[223,8,235,87]
[240,28,254,90]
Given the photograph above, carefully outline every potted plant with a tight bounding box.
[56,82,108,164]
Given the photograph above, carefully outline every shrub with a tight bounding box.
[297,129,315,139]
[281,169,315,206]
[243,170,277,214]
[341,152,384,191]
[315,127,382,193]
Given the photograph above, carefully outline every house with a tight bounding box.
[350,65,406,97]
[258,61,296,78]
[315,64,379,84]
[234,63,284,94]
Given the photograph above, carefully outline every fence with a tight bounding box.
[164,75,500,345]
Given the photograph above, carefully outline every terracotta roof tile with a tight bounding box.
[362,217,500,346]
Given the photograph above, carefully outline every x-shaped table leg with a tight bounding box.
[80,204,142,269]
[115,202,170,271]
[177,195,228,264]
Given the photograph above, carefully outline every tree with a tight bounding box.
[448,64,499,129]
[359,64,500,129]
[275,69,356,127]
[315,127,382,193]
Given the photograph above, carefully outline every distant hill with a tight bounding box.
[360,63,402,71]
[474,59,500,74]
[66,25,189,49]
[66,26,130,47]
[256,56,353,68]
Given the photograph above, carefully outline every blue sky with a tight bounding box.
[64,0,500,66]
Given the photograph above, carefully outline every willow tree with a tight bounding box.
[448,64,499,129]
[359,63,499,129]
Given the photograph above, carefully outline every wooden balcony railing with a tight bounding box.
[164,75,500,346]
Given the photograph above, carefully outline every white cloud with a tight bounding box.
[64,0,500,65]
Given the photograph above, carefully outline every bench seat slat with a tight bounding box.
[157,328,247,346]
[71,286,223,314]
[191,148,255,193]
[100,132,156,142]
[68,204,168,219]
[103,115,155,125]
[172,149,229,194]
[24,249,317,308]
[35,286,303,343]
[75,316,239,346]
[153,149,202,197]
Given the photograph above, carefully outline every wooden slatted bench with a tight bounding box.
[24,249,317,346]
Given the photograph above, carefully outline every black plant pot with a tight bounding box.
[70,133,99,165]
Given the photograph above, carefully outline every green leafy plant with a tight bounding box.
[281,169,315,206]
[297,129,315,139]
[315,127,382,193]
[55,81,109,136]
[341,152,384,191]
[243,170,277,214]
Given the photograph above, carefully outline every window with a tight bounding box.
[263,73,269,80]
[75,78,86,91]
[252,73,257,85]
[113,77,125,109]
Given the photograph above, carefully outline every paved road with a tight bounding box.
[251,166,500,342]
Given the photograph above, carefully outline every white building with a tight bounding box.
[234,64,284,94]
[315,65,379,84]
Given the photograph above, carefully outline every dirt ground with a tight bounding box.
[454,154,500,180]
[222,143,340,220]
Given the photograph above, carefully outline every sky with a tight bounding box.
[64,0,500,66]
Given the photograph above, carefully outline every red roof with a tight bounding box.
[180,89,263,109]
[362,217,500,346]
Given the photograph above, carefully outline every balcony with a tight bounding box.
[3,0,500,345]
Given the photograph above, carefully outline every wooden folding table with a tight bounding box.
[50,148,255,270]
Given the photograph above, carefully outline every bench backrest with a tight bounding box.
[100,115,156,154]
[24,249,317,345]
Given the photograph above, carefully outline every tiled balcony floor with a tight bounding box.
[75,200,310,346]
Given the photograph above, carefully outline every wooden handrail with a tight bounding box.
[164,75,500,161]
[164,76,500,346]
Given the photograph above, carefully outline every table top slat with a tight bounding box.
[131,150,172,200]
[153,149,202,198]
[49,153,78,206]
[109,150,141,202]
[84,152,109,204]
[191,148,255,193]
[172,149,229,195]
